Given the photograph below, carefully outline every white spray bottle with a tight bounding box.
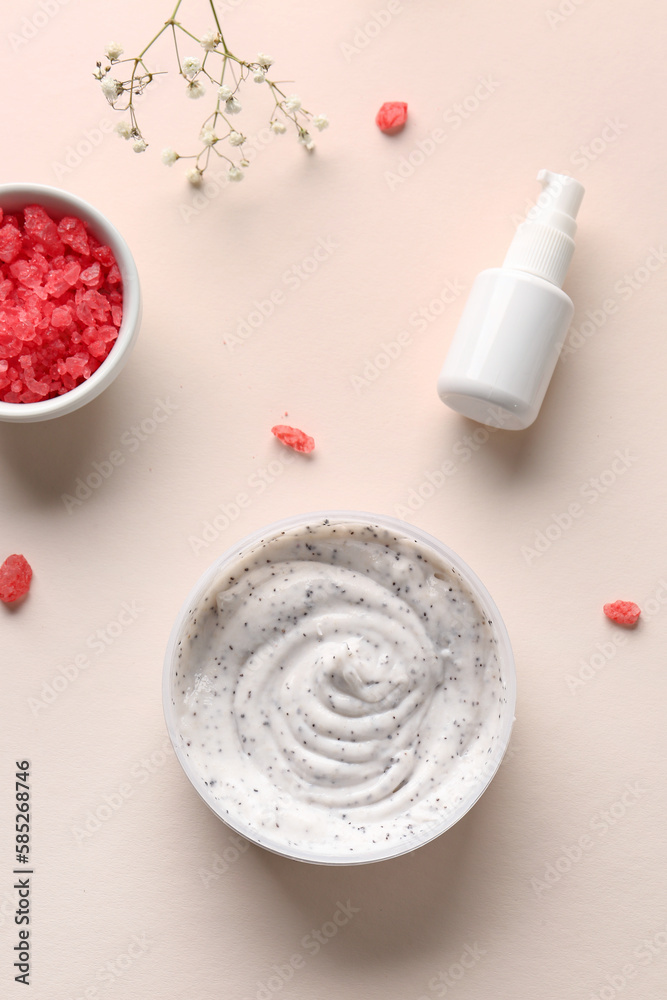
[437,170,585,430]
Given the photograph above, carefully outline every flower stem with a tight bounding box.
[208,0,230,54]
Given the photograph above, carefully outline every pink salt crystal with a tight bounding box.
[79,262,102,288]
[0,305,17,332]
[10,260,43,292]
[58,216,90,256]
[74,295,93,325]
[92,245,115,267]
[51,305,72,329]
[88,341,107,358]
[376,101,408,134]
[0,554,33,603]
[44,269,70,297]
[0,337,23,360]
[97,325,118,343]
[24,205,64,256]
[26,378,49,396]
[65,354,88,377]
[31,252,49,275]
[0,225,22,263]
[111,303,123,327]
[9,260,29,281]
[106,263,121,284]
[64,261,82,286]
[84,289,111,322]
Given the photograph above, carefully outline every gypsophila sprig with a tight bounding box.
[93,0,328,189]
[104,42,124,62]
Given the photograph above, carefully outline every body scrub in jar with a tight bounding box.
[164,512,516,864]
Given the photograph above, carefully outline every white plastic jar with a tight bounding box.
[164,511,516,865]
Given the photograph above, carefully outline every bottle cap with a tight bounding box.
[503,170,585,287]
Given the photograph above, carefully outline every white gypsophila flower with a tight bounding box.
[257,52,273,68]
[284,95,301,112]
[199,127,217,147]
[104,42,124,62]
[161,147,179,166]
[200,29,218,51]
[186,167,203,186]
[228,166,243,182]
[132,137,147,153]
[186,80,206,99]
[228,131,244,146]
[225,96,242,114]
[253,69,266,83]
[218,84,232,100]
[114,120,133,139]
[312,114,329,131]
[240,159,249,167]
[100,75,121,101]
[270,120,287,134]
[182,56,202,79]
[298,131,315,150]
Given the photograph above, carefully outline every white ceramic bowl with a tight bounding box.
[0,183,141,423]
[164,511,517,865]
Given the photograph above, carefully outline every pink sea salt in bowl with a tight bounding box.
[0,183,141,423]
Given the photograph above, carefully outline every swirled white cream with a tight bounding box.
[171,519,511,859]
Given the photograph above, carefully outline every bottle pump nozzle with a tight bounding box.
[503,170,585,287]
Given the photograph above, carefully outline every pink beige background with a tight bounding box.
[2,1,666,997]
